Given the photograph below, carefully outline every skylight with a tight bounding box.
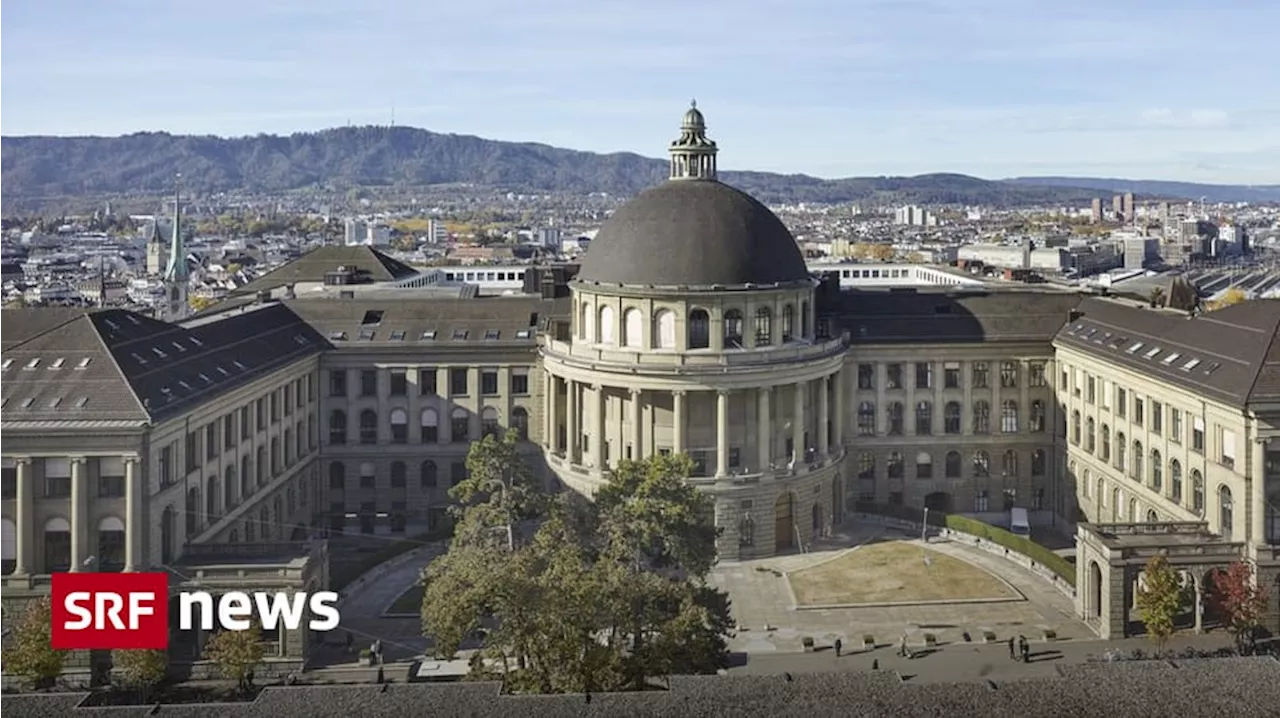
[217,366,230,376]
[452,330,469,340]
[75,358,91,370]
[484,330,500,340]
[21,397,34,408]
[48,397,62,409]
[328,331,348,341]
[152,347,167,358]
[190,337,204,347]
[420,330,437,340]
[131,352,148,365]
[74,396,89,408]
[390,330,406,341]
[172,342,187,352]
[1204,362,1221,374]
[361,310,385,326]
[104,319,120,331]
[358,329,376,341]
[24,358,40,370]
[1161,352,1181,365]
[127,315,141,325]
[1084,327,1098,337]
[1144,347,1161,359]
[1182,358,1201,371]
[1127,342,1144,353]
[515,329,533,339]
[50,358,66,369]
[199,373,212,384]
[293,335,309,346]
[232,361,247,371]
[1,359,12,370]
[178,380,193,390]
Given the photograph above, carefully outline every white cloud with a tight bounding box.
[1140,108,1230,129]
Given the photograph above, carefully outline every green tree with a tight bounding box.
[451,430,546,551]
[1135,554,1185,651]
[204,627,265,694]
[1208,560,1269,655]
[1148,286,1167,308]
[112,649,168,701]
[0,597,68,690]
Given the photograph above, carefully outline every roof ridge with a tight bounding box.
[87,312,155,422]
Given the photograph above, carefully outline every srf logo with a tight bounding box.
[51,572,170,650]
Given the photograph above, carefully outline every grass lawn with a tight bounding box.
[386,583,424,615]
[787,541,1019,606]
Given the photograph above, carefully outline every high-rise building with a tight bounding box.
[1090,198,1103,224]
[1122,193,1135,223]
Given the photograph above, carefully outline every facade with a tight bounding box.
[3,105,1279,657]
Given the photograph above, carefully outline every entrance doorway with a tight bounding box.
[811,503,823,540]
[924,491,952,514]
[774,493,794,552]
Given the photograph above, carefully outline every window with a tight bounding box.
[159,446,173,486]
[450,368,469,396]
[972,451,990,478]
[360,463,375,489]
[1086,376,1096,404]
[886,364,903,390]
[451,408,470,442]
[390,461,406,488]
[359,410,378,444]
[914,401,932,435]
[688,309,711,349]
[781,305,795,342]
[419,368,437,395]
[999,361,1018,388]
[945,451,962,478]
[857,452,875,479]
[390,409,408,444]
[1001,400,1019,433]
[329,369,347,398]
[1116,432,1127,472]
[1002,489,1017,512]
[329,410,347,444]
[973,490,989,512]
[1151,449,1163,491]
[973,401,991,435]
[270,392,280,422]
[942,361,961,389]
[1133,397,1145,427]
[1191,469,1204,514]
[754,307,772,345]
[512,372,529,395]
[915,452,933,479]
[622,308,643,347]
[1029,401,1045,433]
[1132,440,1144,481]
[451,461,467,486]
[512,407,529,440]
[857,402,876,435]
[1028,362,1046,387]
[1150,401,1163,435]
[1070,410,1081,445]
[723,309,744,347]
[224,414,235,449]
[420,409,439,443]
[653,309,676,348]
[1101,425,1111,461]
[97,519,126,571]
[1170,408,1182,444]
[1001,450,1018,477]
[481,407,501,437]
[1085,418,1096,453]
[857,363,874,390]
[1031,449,1046,477]
[421,460,438,488]
[1220,428,1236,469]
[44,518,71,573]
[886,402,904,436]
[481,370,499,396]
[943,402,961,434]
[972,362,989,388]
[205,423,219,460]
[1059,366,1068,391]
[915,363,932,390]
[240,406,251,439]
[1218,485,1232,533]
[360,370,377,397]
[598,305,616,345]
[887,452,904,479]
[184,432,199,473]
[1116,388,1127,419]
[389,371,407,396]
[1100,381,1111,410]
[1192,417,1205,453]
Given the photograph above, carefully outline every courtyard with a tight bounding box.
[787,540,1020,606]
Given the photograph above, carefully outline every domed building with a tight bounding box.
[539,103,850,559]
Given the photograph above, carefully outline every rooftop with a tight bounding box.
[832,289,1084,344]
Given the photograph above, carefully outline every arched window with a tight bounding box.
[724,309,745,348]
[359,409,378,444]
[886,402,904,435]
[974,401,991,434]
[451,407,470,442]
[96,517,126,570]
[1150,449,1163,491]
[598,305,615,344]
[781,304,795,342]
[1085,418,1096,453]
[754,307,773,345]
[1132,440,1143,481]
[578,301,591,341]
[1170,459,1183,503]
[390,461,406,488]
[1002,450,1018,477]
[944,402,961,434]
[1029,400,1045,432]
[224,466,237,511]
[421,460,438,488]
[512,407,529,440]
[1031,449,1046,477]
[857,402,876,435]
[329,409,347,444]
[481,407,501,437]
[328,462,345,490]
[688,308,711,349]
[44,517,72,572]
[973,450,991,477]
[857,451,876,479]
[421,408,439,443]
[1001,400,1019,433]
[1115,432,1127,471]
[915,451,933,479]
[915,401,932,435]
[1191,469,1205,514]
[1082,468,1091,498]
[945,451,962,478]
[390,408,408,444]
[622,308,643,348]
[1218,485,1233,535]
[206,475,219,520]
[1101,425,1111,461]
[1128,497,1137,522]
[653,309,675,349]
[887,451,904,479]
[1070,410,1081,444]
[1146,509,1159,523]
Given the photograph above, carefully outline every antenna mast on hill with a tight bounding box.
[391,104,395,128]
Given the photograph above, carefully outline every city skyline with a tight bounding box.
[2,0,1278,184]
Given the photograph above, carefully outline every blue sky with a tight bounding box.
[3,0,1278,183]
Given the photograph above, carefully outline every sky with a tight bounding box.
[3,0,1278,184]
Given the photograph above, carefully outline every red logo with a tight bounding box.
[51,572,170,650]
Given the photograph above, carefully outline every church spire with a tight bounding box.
[668,99,718,181]
[161,174,190,321]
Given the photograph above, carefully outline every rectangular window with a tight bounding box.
[857,363,875,390]
[481,370,499,396]
[914,363,932,390]
[1028,362,1046,388]
[419,368,437,395]
[973,362,989,388]
[452,413,470,442]
[360,370,377,397]
[1133,397,1145,427]
[329,370,347,397]
[240,406,251,439]
[1221,428,1237,469]
[1000,361,1018,388]
[886,364,903,390]
[1192,416,1205,453]
[1170,408,1182,444]
[973,490,989,512]
[184,432,199,473]
[1151,401,1163,435]
[205,424,219,460]
[450,368,469,396]
[1086,376,1096,404]
[1101,381,1111,410]
[1,465,16,500]
[159,446,173,486]
[224,414,235,449]
[389,370,408,396]
[1059,366,1068,391]
[256,398,265,429]
[943,362,961,389]
[512,371,529,395]
[270,391,279,422]
[1116,388,1127,419]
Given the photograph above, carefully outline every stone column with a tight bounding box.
[629,389,642,460]
[832,370,844,451]
[70,458,87,572]
[591,385,605,469]
[566,379,578,463]
[14,459,32,576]
[673,390,686,454]
[716,390,730,477]
[758,386,772,470]
[125,457,141,572]
[543,372,555,450]
[792,381,805,462]
[1194,581,1204,634]
[818,377,830,457]
[1253,437,1268,546]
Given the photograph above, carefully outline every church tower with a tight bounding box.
[161,180,190,321]
[145,214,168,276]
[668,99,718,181]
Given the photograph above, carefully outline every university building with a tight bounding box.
[2,106,1278,674]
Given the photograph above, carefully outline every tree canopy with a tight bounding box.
[421,446,732,693]
[1208,560,1269,655]
[1135,554,1186,650]
[0,597,68,689]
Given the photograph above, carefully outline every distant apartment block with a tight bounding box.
[894,205,937,227]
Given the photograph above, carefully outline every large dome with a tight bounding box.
[576,180,811,287]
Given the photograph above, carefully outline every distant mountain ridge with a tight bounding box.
[1003,176,1280,204]
[1,126,1271,207]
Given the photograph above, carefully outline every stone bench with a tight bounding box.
[981,630,998,644]
[861,634,876,651]
[1041,629,1057,642]
[920,633,938,648]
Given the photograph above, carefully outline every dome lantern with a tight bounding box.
[669,99,717,181]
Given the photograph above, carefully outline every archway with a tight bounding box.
[924,491,952,513]
[811,503,823,541]
[774,492,794,552]
[1089,561,1103,619]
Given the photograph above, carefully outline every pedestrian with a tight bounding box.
[372,638,383,665]
[1007,637,1016,660]
[834,638,843,657]
[1022,638,1031,664]
[898,633,907,657]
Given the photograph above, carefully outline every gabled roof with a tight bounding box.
[833,289,1084,344]
[283,294,562,348]
[1,305,327,427]
[233,245,419,296]
[1052,297,1280,408]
